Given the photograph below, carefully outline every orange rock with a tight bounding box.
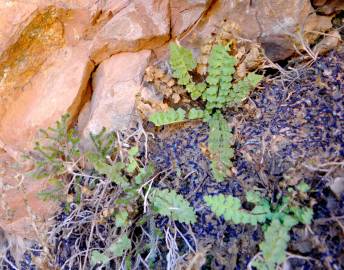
[0,42,94,155]
[170,0,208,38]
[0,152,58,239]
[0,1,37,54]
[90,0,169,64]
[183,0,333,61]
[311,0,344,15]
[80,50,151,145]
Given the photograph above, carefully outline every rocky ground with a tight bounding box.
[0,1,344,270]
[148,48,344,269]
[3,48,343,270]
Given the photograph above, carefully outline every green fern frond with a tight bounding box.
[207,112,234,181]
[206,187,314,270]
[204,194,270,225]
[150,188,196,224]
[149,108,186,126]
[169,43,206,100]
[169,43,195,85]
[229,72,262,105]
[256,220,290,270]
[202,44,236,110]
[169,42,196,75]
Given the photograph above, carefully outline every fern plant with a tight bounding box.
[28,114,81,200]
[207,112,235,181]
[168,42,262,111]
[150,188,196,224]
[205,184,313,270]
[149,42,262,125]
[149,43,262,181]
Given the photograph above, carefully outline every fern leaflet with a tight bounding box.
[229,72,262,105]
[150,188,196,224]
[169,42,205,100]
[149,108,186,126]
[204,193,270,225]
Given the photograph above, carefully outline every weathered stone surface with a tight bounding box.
[0,42,94,156]
[0,1,37,54]
[171,0,208,38]
[0,7,67,123]
[80,50,151,143]
[94,0,130,13]
[314,30,341,55]
[312,0,344,15]
[0,0,95,55]
[183,0,333,61]
[330,177,344,199]
[90,0,169,63]
[0,151,58,239]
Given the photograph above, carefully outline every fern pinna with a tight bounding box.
[169,43,206,100]
[148,108,186,126]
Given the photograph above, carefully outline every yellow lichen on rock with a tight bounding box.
[0,7,67,118]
